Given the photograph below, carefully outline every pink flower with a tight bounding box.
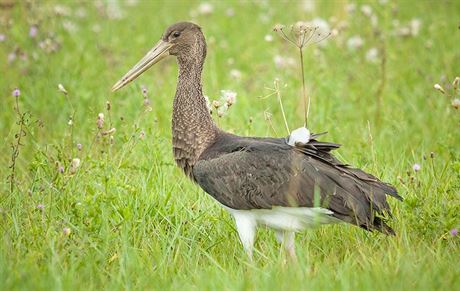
[12,88,20,97]
[412,163,421,172]
[29,25,38,38]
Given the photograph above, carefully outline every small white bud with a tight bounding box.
[433,84,445,94]
[58,83,68,95]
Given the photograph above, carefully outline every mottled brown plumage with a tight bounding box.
[112,22,402,258]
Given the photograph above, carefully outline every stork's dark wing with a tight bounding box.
[193,133,401,234]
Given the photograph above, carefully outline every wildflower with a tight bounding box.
[29,25,38,38]
[58,165,65,173]
[63,227,71,236]
[141,85,148,97]
[0,33,5,42]
[410,19,422,36]
[433,84,445,94]
[365,48,379,63]
[77,143,83,151]
[7,52,16,63]
[347,35,364,51]
[412,163,421,172]
[197,2,213,15]
[450,228,458,237]
[264,34,273,42]
[58,83,68,95]
[143,98,151,106]
[217,103,229,117]
[225,8,235,17]
[229,69,241,80]
[101,128,116,136]
[453,77,459,90]
[106,100,111,111]
[36,204,45,210]
[97,113,104,129]
[71,158,80,169]
[452,98,460,109]
[346,3,356,13]
[63,21,78,33]
[106,0,124,19]
[68,118,73,126]
[360,5,373,17]
[273,24,285,32]
[12,88,20,97]
[301,0,315,12]
[75,7,87,18]
[273,55,296,69]
[53,4,71,16]
[139,130,145,140]
[221,90,237,106]
[212,100,221,109]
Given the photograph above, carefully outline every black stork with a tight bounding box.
[112,22,402,259]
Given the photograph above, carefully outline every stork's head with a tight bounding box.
[112,21,203,92]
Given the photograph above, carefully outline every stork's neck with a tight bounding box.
[172,44,217,177]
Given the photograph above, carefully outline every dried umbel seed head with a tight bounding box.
[453,77,460,91]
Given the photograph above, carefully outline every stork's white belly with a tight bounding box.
[223,205,339,232]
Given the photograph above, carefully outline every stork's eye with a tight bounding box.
[173,31,181,38]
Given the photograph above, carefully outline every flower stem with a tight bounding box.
[299,48,309,127]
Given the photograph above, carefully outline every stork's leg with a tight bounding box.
[232,212,257,259]
[275,230,297,261]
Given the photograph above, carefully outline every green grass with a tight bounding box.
[1,0,459,290]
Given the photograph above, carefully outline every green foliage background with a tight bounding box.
[1,0,459,290]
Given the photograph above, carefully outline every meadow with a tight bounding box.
[1,0,459,290]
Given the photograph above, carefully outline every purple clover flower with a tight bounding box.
[450,228,458,237]
[36,204,45,210]
[12,88,20,97]
[29,25,38,38]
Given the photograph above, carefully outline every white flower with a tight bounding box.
[346,3,356,13]
[229,69,241,80]
[71,158,81,169]
[452,98,460,109]
[301,0,315,12]
[273,55,296,69]
[58,83,68,95]
[360,5,373,17]
[347,35,364,51]
[434,84,445,94]
[197,2,213,15]
[412,163,421,172]
[410,18,422,36]
[221,90,237,106]
[63,227,71,236]
[365,48,379,63]
[264,34,273,42]
[217,103,228,117]
[288,127,311,146]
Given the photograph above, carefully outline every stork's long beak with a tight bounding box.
[111,40,173,92]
